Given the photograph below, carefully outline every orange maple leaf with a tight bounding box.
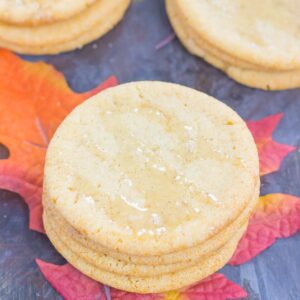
[0,49,117,233]
[230,193,300,265]
[247,114,296,176]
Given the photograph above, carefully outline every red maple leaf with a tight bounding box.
[36,259,106,300]
[247,114,296,176]
[180,273,247,300]
[111,289,162,300]
[230,193,300,265]
[0,49,117,233]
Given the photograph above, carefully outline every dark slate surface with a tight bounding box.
[0,0,300,299]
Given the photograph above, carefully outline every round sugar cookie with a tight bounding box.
[44,81,259,256]
[0,0,96,25]
[167,0,300,69]
[0,0,130,55]
[166,0,300,90]
[44,82,259,256]
[44,214,244,293]
[44,207,248,277]
[43,184,258,266]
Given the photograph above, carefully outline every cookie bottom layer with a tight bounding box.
[44,212,244,293]
[44,207,247,277]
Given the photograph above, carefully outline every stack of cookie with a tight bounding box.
[166,0,300,90]
[43,82,260,293]
[0,0,130,55]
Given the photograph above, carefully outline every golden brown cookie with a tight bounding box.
[0,0,130,54]
[44,81,259,256]
[166,0,300,90]
[0,0,96,25]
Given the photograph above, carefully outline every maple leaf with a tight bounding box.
[178,273,247,300]
[36,260,247,300]
[111,289,162,300]
[0,49,117,233]
[36,259,105,300]
[246,114,296,176]
[230,193,300,265]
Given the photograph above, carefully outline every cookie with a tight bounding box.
[44,211,245,293]
[43,81,259,293]
[0,0,96,25]
[44,81,259,256]
[166,0,300,90]
[0,0,130,54]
